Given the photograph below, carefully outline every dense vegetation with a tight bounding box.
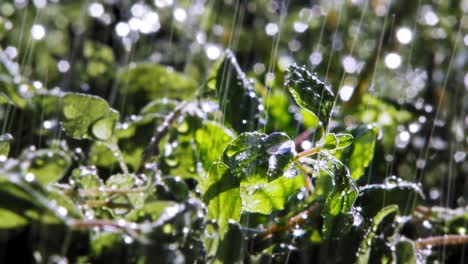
[0,0,466,263]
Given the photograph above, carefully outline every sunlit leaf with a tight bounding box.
[356,205,398,264]
[223,132,296,184]
[285,64,334,129]
[319,157,358,239]
[356,177,424,217]
[0,133,13,156]
[335,125,379,180]
[195,120,235,171]
[21,149,71,185]
[61,93,119,140]
[216,50,265,132]
[201,162,242,261]
[395,238,416,264]
[240,169,305,214]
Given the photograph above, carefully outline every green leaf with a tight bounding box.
[0,173,69,228]
[106,174,144,208]
[216,50,264,132]
[335,133,353,149]
[322,133,353,150]
[0,208,28,229]
[356,205,399,264]
[320,157,358,239]
[395,239,416,264]
[22,149,71,185]
[61,93,119,140]
[0,133,13,156]
[195,121,235,171]
[117,63,197,114]
[222,132,296,184]
[322,133,338,150]
[213,220,246,264]
[201,162,242,260]
[335,125,379,180]
[356,177,424,218]
[285,64,335,129]
[240,169,305,214]
[70,166,103,190]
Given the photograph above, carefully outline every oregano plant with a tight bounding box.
[0,1,466,263]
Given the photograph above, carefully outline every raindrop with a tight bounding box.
[57,60,70,73]
[309,51,323,66]
[123,235,134,244]
[265,22,279,36]
[25,173,35,182]
[396,27,413,44]
[429,188,440,200]
[339,85,354,101]
[4,46,17,59]
[384,53,402,69]
[205,44,221,60]
[293,21,308,33]
[88,2,104,18]
[57,206,68,216]
[301,140,312,150]
[423,9,439,26]
[173,8,187,22]
[453,151,465,163]
[408,122,421,133]
[115,22,130,37]
[292,228,306,237]
[154,0,173,8]
[342,55,358,73]
[31,24,46,40]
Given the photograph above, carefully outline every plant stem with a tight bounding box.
[139,101,188,172]
[415,235,468,250]
[85,199,133,210]
[295,147,321,160]
[79,187,147,196]
[259,202,321,240]
[104,141,129,174]
[70,219,130,230]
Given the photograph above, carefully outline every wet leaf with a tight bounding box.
[356,205,399,264]
[106,174,144,208]
[70,166,103,190]
[201,162,242,260]
[240,169,305,214]
[395,238,416,264]
[0,133,13,156]
[21,149,71,185]
[335,125,379,180]
[117,63,197,113]
[195,121,235,171]
[0,173,71,228]
[319,157,358,239]
[61,93,119,140]
[214,220,246,264]
[222,132,296,184]
[216,50,265,132]
[356,177,424,217]
[285,64,334,129]
[335,133,354,149]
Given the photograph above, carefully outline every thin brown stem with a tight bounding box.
[139,101,188,172]
[79,187,147,196]
[85,199,133,210]
[70,219,131,230]
[259,202,321,240]
[415,235,468,250]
